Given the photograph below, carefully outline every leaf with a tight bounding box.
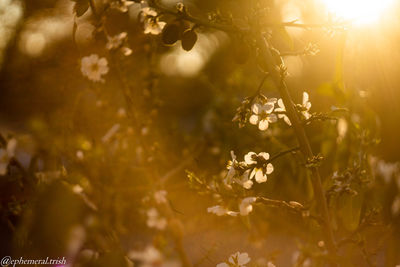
[74,0,89,17]
[181,29,197,51]
[162,23,180,45]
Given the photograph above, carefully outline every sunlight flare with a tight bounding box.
[321,0,394,25]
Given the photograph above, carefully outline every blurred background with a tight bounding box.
[1,0,400,266]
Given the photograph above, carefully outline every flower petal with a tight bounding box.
[244,152,257,165]
[258,119,269,131]
[249,115,259,125]
[266,163,274,174]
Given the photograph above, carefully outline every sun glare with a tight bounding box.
[321,0,394,25]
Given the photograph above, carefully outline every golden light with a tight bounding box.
[321,0,394,25]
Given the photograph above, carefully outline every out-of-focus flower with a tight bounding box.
[80,54,109,82]
[376,159,398,184]
[140,7,166,35]
[274,99,291,125]
[337,118,348,143]
[249,99,277,131]
[392,195,400,216]
[110,0,134,12]
[0,138,17,175]
[106,32,127,50]
[154,190,167,204]
[129,246,162,266]
[106,32,132,56]
[146,208,167,230]
[207,205,238,217]
[239,197,257,216]
[300,92,311,120]
[129,245,181,267]
[244,152,274,183]
[217,252,251,267]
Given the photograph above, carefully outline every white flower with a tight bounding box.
[239,197,257,216]
[154,190,167,204]
[80,54,109,82]
[249,99,277,131]
[244,152,274,183]
[146,208,167,230]
[0,138,17,175]
[217,252,251,267]
[274,99,291,126]
[140,7,166,35]
[207,205,238,217]
[301,92,312,120]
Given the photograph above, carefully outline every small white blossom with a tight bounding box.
[244,152,274,183]
[0,138,17,175]
[146,208,167,230]
[154,190,168,204]
[217,252,251,267]
[80,54,109,82]
[239,197,257,216]
[274,99,291,126]
[207,205,238,217]
[140,7,166,35]
[301,92,312,120]
[249,99,277,131]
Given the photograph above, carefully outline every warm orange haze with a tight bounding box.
[0,0,400,266]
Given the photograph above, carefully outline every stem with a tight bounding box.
[256,36,338,258]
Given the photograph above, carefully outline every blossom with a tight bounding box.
[274,98,291,125]
[239,197,257,216]
[0,138,17,175]
[146,208,167,230]
[140,7,166,35]
[154,190,167,204]
[80,54,109,82]
[301,92,312,120]
[217,252,251,267]
[207,205,238,217]
[244,152,274,183]
[249,99,277,131]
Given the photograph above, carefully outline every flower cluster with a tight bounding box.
[226,151,274,189]
[239,91,312,131]
[139,6,166,35]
